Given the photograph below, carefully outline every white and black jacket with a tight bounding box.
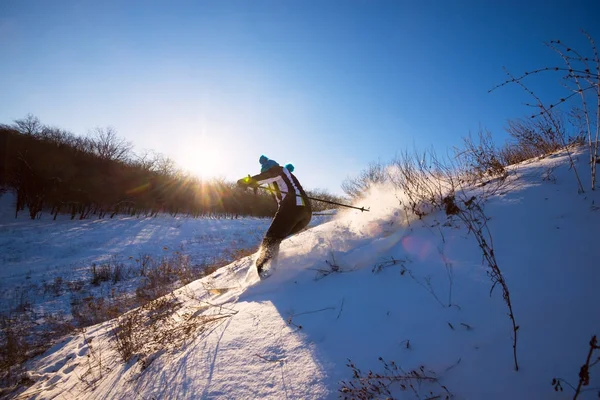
[250,166,310,208]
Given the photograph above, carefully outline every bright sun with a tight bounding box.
[180,145,221,180]
[195,149,221,179]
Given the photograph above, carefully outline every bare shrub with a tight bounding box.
[353,147,517,369]
[388,149,461,221]
[71,295,120,327]
[171,252,195,285]
[0,314,29,380]
[1,248,242,378]
[506,111,583,160]
[1,293,78,389]
[43,276,64,297]
[135,251,222,301]
[135,257,177,301]
[311,249,345,280]
[456,129,506,179]
[552,335,600,398]
[90,258,125,286]
[497,142,539,166]
[490,31,598,191]
[372,257,409,274]
[136,253,153,276]
[339,358,451,399]
[109,295,236,367]
[442,195,460,216]
[41,311,74,340]
[111,261,124,284]
[339,141,511,219]
[342,161,388,199]
[444,194,520,371]
[90,263,111,286]
[111,308,143,362]
[78,332,108,390]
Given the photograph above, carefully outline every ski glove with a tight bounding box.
[237,176,258,188]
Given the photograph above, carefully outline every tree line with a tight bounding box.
[0,115,343,220]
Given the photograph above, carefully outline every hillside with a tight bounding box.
[8,148,600,399]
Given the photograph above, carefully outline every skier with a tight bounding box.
[237,155,312,277]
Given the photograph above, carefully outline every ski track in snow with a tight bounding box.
[4,148,600,399]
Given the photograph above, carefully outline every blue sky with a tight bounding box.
[1,0,599,194]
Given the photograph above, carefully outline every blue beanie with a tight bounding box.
[284,163,295,172]
[259,155,280,173]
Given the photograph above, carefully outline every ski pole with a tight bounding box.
[255,184,369,212]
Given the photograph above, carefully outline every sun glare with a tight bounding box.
[193,148,221,179]
[179,142,221,180]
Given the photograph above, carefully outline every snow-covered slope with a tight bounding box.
[13,149,600,399]
[0,198,332,318]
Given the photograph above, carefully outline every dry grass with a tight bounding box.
[0,245,253,387]
[339,358,451,399]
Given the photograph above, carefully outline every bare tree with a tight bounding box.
[133,150,179,175]
[88,127,133,162]
[13,114,42,136]
[134,150,160,172]
[152,153,177,176]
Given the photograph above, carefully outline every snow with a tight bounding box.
[0,199,331,316]
[3,148,600,399]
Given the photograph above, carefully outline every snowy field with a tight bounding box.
[0,195,333,327]
[4,148,600,399]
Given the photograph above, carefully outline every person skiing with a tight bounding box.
[237,155,312,277]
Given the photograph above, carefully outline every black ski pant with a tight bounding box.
[265,202,312,242]
[256,202,311,271]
